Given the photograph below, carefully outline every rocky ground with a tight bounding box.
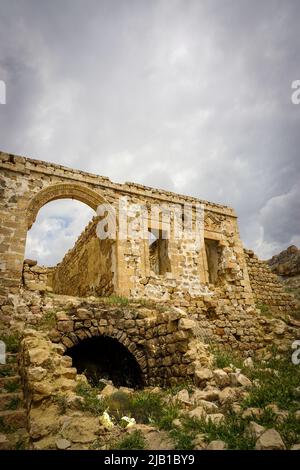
[1,330,300,450]
[1,264,300,451]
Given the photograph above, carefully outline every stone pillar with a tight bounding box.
[0,188,29,297]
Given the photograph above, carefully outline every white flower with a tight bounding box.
[99,411,114,429]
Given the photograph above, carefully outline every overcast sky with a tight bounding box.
[0,0,299,265]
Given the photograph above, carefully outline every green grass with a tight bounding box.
[105,389,180,431]
[115,431,145,450]
[0,367,14,377]
[38,310,56,330]
[256,303,272,317]
[4,381,21,393]
[0,333,20,353]
[167,382,194,396]
[7,396,21,410]
[170,428,195,450]
[124,391,180,430]
[13,438,28,450]
[53,394,68,414]
[0,417,18,434]
[104,296,129,306]
[170,413,255,450]
[211,346,244,370]
[242,354,300,412]
[75,382,108,415]
[167,349,300,450]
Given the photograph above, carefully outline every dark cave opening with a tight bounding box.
[65,336,144,389]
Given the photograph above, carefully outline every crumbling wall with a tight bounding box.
[22,260,54,292]
[244,249,298,315]
[52,217,115,297]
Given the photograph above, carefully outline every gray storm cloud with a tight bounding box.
[0,0,299,263]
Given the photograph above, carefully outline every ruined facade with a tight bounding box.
[0,151,299,385]
[0,151,252,301]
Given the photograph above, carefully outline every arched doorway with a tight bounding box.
[27,183,106,230]
[23,183,117,297]
[65,336,144,389]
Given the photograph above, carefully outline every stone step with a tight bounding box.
[0,392,23,410]
[0,409,27,430]
[0,375,21,393]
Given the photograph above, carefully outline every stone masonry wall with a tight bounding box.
[0,151,242,303]
[52,217,115,297]
[22,260,54,292]
[244,249,298,315]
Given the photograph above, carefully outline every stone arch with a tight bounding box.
[60,328,147,387]
[27,182,109,229]
[61,327,147,374]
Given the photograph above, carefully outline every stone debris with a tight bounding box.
[206,440,226,450]
[255,429,286,450]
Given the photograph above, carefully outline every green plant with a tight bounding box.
[115,431,145,450]
[105,295,129,306]
[0,333,20,353]
[14,438,27,450]
[4,380,21,393]
[75,382,108,415]
[210,346,244,370]
[53,395,68,414]
[242,353,300,412]
[169,428,195,450]
[256,303,271,317]
[167,382,194,396]
[0,417,18,434]
[0,366,13,377]
[38,310,56,330]
[125,391,180,430]
[170,413,256,450]
[7,396,21,410]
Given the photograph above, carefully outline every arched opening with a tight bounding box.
[65,336,144,389]
[25,199,95,266]
[23,185,117,297]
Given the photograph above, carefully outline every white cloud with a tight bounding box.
[25,199,95,265]
[0,0,299,261]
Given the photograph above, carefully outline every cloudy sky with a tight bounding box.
[0,0,299,265]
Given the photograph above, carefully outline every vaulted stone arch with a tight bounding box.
[27,182,108,229]
[58,327,148,386]
[61,328,147,374]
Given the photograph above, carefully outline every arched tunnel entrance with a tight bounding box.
[65,336,144,389]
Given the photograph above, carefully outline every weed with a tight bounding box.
[38,310,56,330]
[75,382,108,415]
[210,346,244,370]
[0,333,20,353]
[242,353,300,412]
[104,296,129,306]
[256,303,271,317]
[7,396,21,410]
[53,395,68,414]
[4,381,20,393]
[115,431,145,450]
[0,367,14,377]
